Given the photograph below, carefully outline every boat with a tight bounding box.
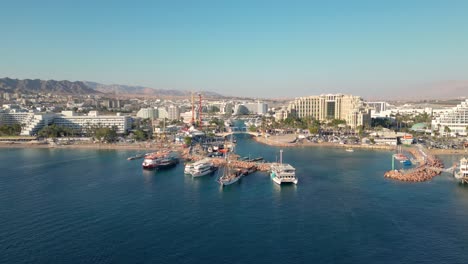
[345,148,354,152]
[218,165,244,186]
[127,153,146,160]
[142,151,171,169]
[156,156,179,170]
[142,156,161,169]
[402,159,412,166]
[454,157,468,181]
[249,157,264,162]
[393,153,408,161]
[218,135,243,186]
[270,150,298,185]
[190,158,217,177]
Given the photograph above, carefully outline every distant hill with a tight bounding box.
[0,77,99,95]
[85,81,224,98]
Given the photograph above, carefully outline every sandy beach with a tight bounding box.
[252,134,395,151]
[0,142,182,152]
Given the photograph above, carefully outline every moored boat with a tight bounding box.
[455,157,468,181]
[190,158,217,177]
[270,150,297,185]
[156,156,179,170]
[218,166,244,186]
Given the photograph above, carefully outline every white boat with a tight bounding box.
[191,158,216,177]
[345,148,354,152]
[455,157,468,180]
[270,150,298,185]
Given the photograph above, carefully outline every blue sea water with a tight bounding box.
[1,134,468,264]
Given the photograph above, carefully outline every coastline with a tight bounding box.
[0,142,181,152]
[252,134,395,151]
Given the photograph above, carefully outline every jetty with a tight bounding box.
[384,146,447,182]
[182,151,271,172]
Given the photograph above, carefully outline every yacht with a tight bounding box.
[270,150,298,185]
[190,158,216,177]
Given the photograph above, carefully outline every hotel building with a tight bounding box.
[288,94,371,128]
[431,99,468,136]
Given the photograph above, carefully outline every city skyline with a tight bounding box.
[1,1,468,99]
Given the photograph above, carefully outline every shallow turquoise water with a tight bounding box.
[0,135,467,264]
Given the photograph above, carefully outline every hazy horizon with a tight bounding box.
[1,1,468,99]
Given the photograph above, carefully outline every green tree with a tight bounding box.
[0,124,22,136]
[93,126,118,142]
[248,125,257,132]
[183,136,192,146]
[444,126,451,137]
[134,130,146,141]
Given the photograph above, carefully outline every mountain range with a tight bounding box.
[0,77,224,98]
[0,78,98,95]
[84,81,223,98]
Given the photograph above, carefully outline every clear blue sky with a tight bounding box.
[1,0,468,98]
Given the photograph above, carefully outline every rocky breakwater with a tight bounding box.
[384,147,444,182]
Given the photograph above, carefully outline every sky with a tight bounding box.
[1,0,468,99]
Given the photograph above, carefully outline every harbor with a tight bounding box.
[2,132,468,264]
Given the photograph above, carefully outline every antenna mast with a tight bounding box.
[191,92,195,125]
[198,93,202,128]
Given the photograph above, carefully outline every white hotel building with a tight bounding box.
[431,99,468,136]
[0,110,132,136]
[54,111,132,134]
[288,94,371,129]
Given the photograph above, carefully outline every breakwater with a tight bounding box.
[384,147,444,182]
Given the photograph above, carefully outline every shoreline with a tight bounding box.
[0,142,181,152]
[2,137,467,156]
[252,135,395,151]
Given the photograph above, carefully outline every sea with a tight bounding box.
[0,134,467,264]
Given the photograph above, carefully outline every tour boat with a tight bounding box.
[190,158,217,177]
[270,150,298,185]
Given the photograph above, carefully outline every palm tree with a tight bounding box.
[444,126,451,137]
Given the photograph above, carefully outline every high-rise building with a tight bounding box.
[288,94,371,128]
[431,99,468,136]
[168,105,180,120]
[158,107,169,119]
[136,108,158,119]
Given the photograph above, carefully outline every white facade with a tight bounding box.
[168,105,180,120]
[158,108,169,119]
[53,113,131,134]
[431,99,468,136]
[137,108,158,119]
[288,94,371,128]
